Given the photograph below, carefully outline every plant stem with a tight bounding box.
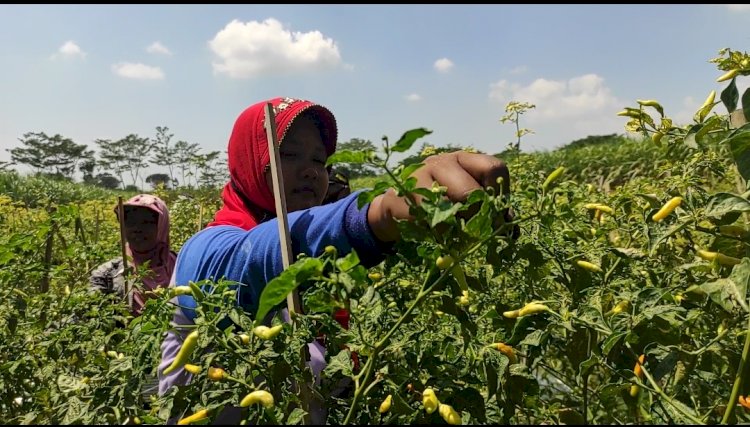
[639,362,704,424]
[721,312,750,424]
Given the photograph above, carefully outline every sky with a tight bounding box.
[1,4,749,183]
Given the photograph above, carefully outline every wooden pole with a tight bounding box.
[117,197,131,312]
[41,205,55,294]
[264,102,311,424]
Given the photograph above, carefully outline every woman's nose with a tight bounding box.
[301,167,319,180]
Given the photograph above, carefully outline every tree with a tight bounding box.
[8,132,89,179]
[96,138,128,189]
[196,150,228,189]
[334,138,379,178]
[174,140,200,188]
[119,134,152,190]
[146,173,171,189]
[150,126,177,187]
[95,173,120,189]
[79,150,97,184]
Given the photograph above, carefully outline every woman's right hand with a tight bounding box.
[367,151,511,242]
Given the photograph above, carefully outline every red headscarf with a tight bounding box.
[209,97,338,230]
[115,194,177,315]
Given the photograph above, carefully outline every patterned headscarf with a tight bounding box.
[208,97,337,230]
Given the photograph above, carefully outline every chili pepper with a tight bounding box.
[652,197,682,222]
[423,388,440,414]
[438,403,462,425]
[696,249,741,266]
[188,282,204,302]
[630,354,645,397]
[576,260,603,273]
[177,409,209,425]
[162,330,199,375]
[451,264,469,292]
[208,367,227,382]
[718,225,748,238]
[542,166,565,191]
[368,272,382,281]
[717,69,739,82]
[184,364,201,375]
[437,255,455,270]
[491,342,517,364]
[240,390,274,408]
[171,286,193,297]
[583,203,614,215]
[379,394,392,414]
[238,334,250,345]
[651,132,664,145]
[253,325,283,340]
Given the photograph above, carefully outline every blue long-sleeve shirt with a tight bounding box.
[174,191,389,321]
[158,192,391,400]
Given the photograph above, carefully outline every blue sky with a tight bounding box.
[1,4,749,182]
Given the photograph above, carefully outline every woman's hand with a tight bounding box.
[368,151,511,242]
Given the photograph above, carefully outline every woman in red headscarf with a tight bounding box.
[89,194,176,316]
[157,97,512,422]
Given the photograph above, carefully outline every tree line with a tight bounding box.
[6,126,228,191]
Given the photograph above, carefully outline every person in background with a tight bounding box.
[89,194,177,317]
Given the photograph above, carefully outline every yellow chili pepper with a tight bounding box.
[253,325,284,340]
[208,367,227,382]
[177,409,209,425]
[240,390,275,408]
[438,403,462,425]
[183,364,201,375]
[379,394,393,414]
[651,131,664,145]
[576,260,603,273]
[652,197,682,222]
[717,69,739,82]
[696,249,741,266]
[583,203,614,215]
[163,330,199,375]
[238,334,250,345]
[171,286,193,297]
[368,272,382,281]
[423,388,440,414]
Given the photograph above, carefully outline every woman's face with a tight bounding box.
[123,206,159,252]
[266,114,329,212]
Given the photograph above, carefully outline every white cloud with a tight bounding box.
[489,73,621,120]
[208,18,343,78]
[147,41,172,56]
[434,58,454,73]
[489,73,627,146]
[725,4,750,11]
[405,93,422,102]
[111,62,165,80]
[51,40,86,59]
[509,65,527,75]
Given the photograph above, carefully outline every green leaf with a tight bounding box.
[743,87,750,122]
[323,349,354,378]
[286,408,308,425]
[578,353,600,379]
[601,331,626,356]
[519,329,545,347]
[335,251,360,272]
[399,162,424,181]
[326,150,371,166]
[699,258,750,313]
[705,192,750,222]
[661,397,701,425]
[356,182,391,209]
[255,257,323,325]
[391,128,432,153]
[724,130,750,183]
[721,78,739,114]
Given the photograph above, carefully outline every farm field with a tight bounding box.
[1,48,750,425]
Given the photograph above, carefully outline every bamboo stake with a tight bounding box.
[41,205,55,294]
[264,102,312,424]
[117,197,131,312]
